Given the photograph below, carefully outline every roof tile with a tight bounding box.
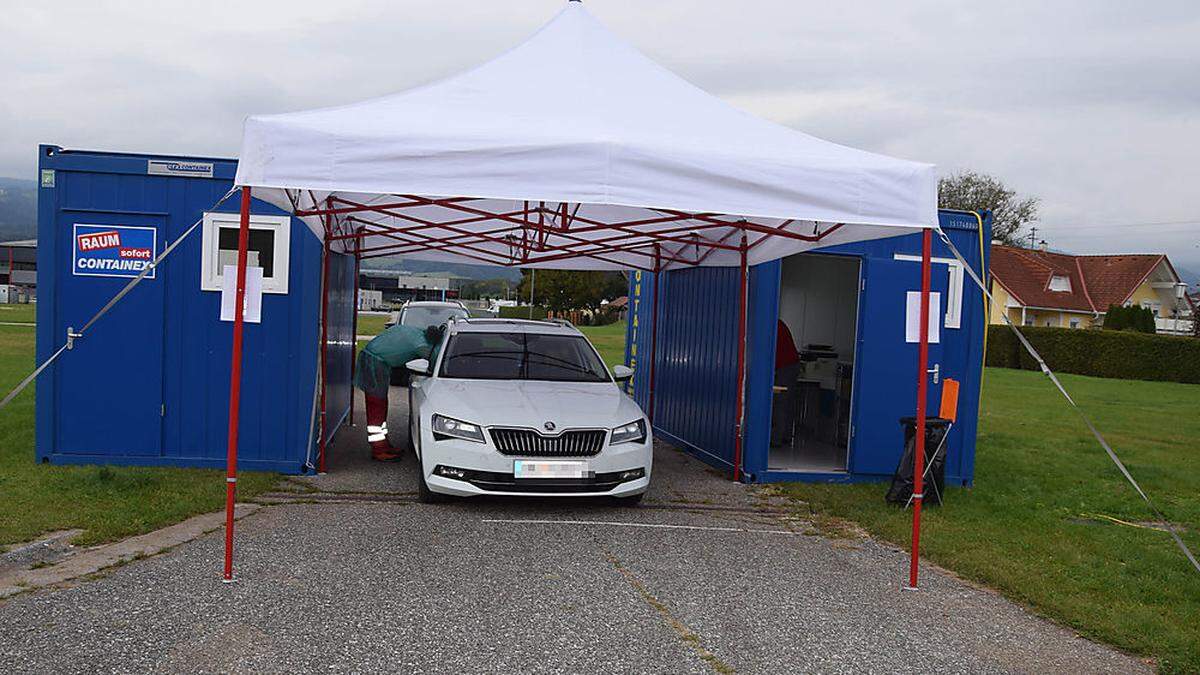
[990,245,1167,313]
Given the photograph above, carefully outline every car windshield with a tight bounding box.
[400,306,468,329]
[439,332,610,383]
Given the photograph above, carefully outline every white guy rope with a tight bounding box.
[937,226,1200,574]
[0,188,238,412]
[302,252,327,472]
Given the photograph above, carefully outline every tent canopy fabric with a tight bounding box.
[235,1,936,270]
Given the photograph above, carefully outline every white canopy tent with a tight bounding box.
[221,0,940,586]
[234,0,935,271]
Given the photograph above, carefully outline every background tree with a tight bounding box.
[938,171,1040,246]
[458,278,515,300]
[517,269,627,315]
[1103,304,1156,334]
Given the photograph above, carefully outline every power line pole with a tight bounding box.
[528,269,536,319]
[1026,226,1040,249]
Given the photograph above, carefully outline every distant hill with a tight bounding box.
[1175,265,1200,291]
[0,178,37,242]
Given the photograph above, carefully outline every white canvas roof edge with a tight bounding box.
[233,1,938,269]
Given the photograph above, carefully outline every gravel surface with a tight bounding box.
[0,390,1148,673]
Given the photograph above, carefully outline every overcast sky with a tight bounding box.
[4,0,1198,269]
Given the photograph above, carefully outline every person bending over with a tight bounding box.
[354,324,444,461]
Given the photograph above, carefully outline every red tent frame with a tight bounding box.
[221,187,934,588]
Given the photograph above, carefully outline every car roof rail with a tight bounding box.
[546,318,574,328]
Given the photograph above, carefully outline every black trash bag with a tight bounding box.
[886,417,950,506]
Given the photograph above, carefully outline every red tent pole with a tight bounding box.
[318,234,331,473]
[908,227,933,589]
[732,233,748,482]
[222,186,253,582]
[648,244,661,423]
[349,229,362,426]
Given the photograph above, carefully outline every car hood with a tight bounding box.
[425,379,643,430]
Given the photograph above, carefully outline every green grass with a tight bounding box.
[578,322,627,368]
[0,322,278,549]
[777,367,1200,672]
[356,312,390,337]
[0,303,36,324]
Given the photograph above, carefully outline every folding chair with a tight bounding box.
[905,378,959,508]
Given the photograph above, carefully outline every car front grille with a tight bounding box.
[442,467,638,493]
[490,428,606,457]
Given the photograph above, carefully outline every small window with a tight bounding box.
[1069,319,1080,329]
[1048,274,1071,292]
[201,213,290,294]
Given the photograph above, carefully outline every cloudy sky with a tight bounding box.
[3,0,1198,269]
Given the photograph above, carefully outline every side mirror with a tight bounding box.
[406,358,431,376]
[611,365,634,382]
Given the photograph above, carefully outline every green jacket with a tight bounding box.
[353,324,432,398]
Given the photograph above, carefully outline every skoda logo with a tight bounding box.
[543,421,556,432]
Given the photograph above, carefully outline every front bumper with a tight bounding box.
[421,431,653,498]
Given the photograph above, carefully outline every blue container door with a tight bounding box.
[53,211,165,457]
[850,253,947,476]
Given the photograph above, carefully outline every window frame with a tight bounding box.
[892,254,963,329]
[1048,274,1072,292]
[200,212,291,294]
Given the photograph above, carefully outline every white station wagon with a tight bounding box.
[405,318,652,503]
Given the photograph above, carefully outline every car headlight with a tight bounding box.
[431,414,485,443]
[610,419,646,445]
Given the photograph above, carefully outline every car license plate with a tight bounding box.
[514,460,587,479]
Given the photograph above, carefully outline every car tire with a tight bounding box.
[411,421,448,504]
[407,390,416,452]
[416,456,448,504]
[613,492,645,506]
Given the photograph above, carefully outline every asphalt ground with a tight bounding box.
[0,389,1148,673]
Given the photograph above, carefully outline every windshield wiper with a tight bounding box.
[525,352,605,379]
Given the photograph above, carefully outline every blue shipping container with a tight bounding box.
[35,146,355,474]
[626,210,991,485]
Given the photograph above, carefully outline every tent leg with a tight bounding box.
[222,186,253,582]
[318,235,330,473]
[349,235,361,426]
[732,234,748,482]
[648,244,661,423]
[908,228,933,589]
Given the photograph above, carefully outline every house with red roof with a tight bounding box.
[989,244,1194,335]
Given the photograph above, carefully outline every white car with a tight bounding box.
[405,318,652,503]
[387,300,470,330]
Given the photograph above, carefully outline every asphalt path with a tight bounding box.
[0,389,1147,673]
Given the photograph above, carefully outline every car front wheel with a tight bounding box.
[416,456,449,504]
[613,492,645,506]
[411,429,448,504]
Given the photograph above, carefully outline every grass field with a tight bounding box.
[779,367,1200,672]
[356,312,390,337]
[0,304,36,324]
[0,310,278,549]
[578,322,626,368]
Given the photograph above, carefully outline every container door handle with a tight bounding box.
[927,363,940,384]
